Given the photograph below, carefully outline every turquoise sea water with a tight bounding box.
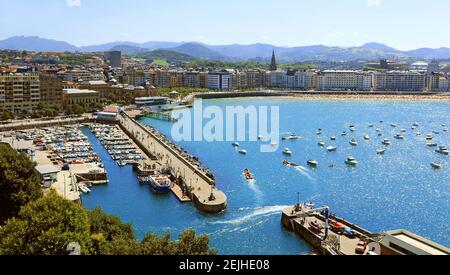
[82,98,450,254]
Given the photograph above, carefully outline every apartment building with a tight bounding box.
[374,71,426,92]
[317,70,372,91]
[39,72,63,108]
[207,71,231,90]
[0,73,40,113]
[62,89,100,110]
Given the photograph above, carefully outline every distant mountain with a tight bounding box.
[360,42,401,53]
[110,45,149,55]
[406,47,450,59]
[1,36,450,62]
[169,43,231,61]
[0,36,78,52]
[137,49,196,64]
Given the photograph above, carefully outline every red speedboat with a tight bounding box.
[243,169,254,180]
[329,219,345,232]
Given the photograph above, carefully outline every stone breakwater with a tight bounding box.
[117,111,227,213]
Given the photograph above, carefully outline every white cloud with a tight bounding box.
[66,0,81,7]
[366,0,382,7]
[120,32,129,37]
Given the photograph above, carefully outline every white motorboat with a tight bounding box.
[364,135,370,140]
[330,136,336,141]
[232,142,240,147]
[345,156,358,166]
[349,139,358,146]
[394,134,404,140]
[307,160,318,167]
[435,146,449,155]
[377,148,386,155]
[283,148,293,156]
[318,140,325,147]
[239,149,248,155]
[327,146,337,152]
[382,139,391,145]
[430,162,442,169]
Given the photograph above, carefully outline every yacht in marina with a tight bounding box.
[149,175,173,193]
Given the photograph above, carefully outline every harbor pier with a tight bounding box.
[117,112,227,213]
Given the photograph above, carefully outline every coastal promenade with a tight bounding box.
[0,115,92,132]
[117,112,227,213]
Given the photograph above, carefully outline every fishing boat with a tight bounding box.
[382,139,391,145]
[282,133,299,140]
[283,148,293,156]
[435,146,449,155]
[430,162,442,169]
[349,139,358,146]
[283,160,299,167]
[149,175,173,193]
[318,140,325,147]
[232,142,240,147]
[327,146,337,152]
[243,169,254,180]
[307,160,318,167]
[364,135,370,140]
[377,148,386,155]
[239,149,248,155]
[394,134,404,140]
[345,156,358,166]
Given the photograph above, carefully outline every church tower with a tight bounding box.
[270,49,277,71]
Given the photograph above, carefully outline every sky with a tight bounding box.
[1,0,450,50]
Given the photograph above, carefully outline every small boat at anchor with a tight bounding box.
[307,160,318,167]
[349,139,358,146]
[330,136,336,141]
[327,146,337,152]
[377,148,386,155]
[318,140,325,147]
[382,139,391,145]
[394,134,404,140]
[341,131,347,136]
[232,142,240,147]
[364,135,370,140]
[282,133,299,140]
[239,149,248,155]
[283,148,293,156]
[426,142,438,147]
[435,146,449,155]
[430,162,442,169]
[345,156,358,166]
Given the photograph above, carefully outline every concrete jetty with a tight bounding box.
[117,111,227,213]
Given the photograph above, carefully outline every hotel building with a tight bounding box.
[0,73,40,113]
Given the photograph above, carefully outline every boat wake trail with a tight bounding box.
[247,180,264,200]
[209,205,290,225]
[294,166,315,181]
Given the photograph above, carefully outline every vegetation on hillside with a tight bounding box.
[0,144,216,255]
[137,49,195,65]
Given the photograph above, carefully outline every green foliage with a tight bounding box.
[0,144,42,224]
[278,63,314,70]
[156,87,214,97]
[0,191,91,255]
[137,49,195,65]
[59,53,90,65]
[185,60,269,70]
[0,111,15,121]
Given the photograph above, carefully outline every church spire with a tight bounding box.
[270,49,277,71]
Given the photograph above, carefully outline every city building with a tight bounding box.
[39,72,63,108]
[104,51,122,68]
[374,71,426,92]
[0,72,40,113]
[207,71,231,90]
[62,88,100,110]
[316,70,372,91]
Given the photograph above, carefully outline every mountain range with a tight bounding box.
[1,36,450,62]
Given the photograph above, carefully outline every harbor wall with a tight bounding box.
[117,112,227,213]
[0,116,91,132]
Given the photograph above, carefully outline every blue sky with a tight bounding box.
[1,0,449,50]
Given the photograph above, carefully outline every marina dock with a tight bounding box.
[118,111,227,213]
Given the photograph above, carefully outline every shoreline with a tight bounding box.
[195,91,450,101]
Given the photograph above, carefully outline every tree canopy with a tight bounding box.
[0,143,42,224]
